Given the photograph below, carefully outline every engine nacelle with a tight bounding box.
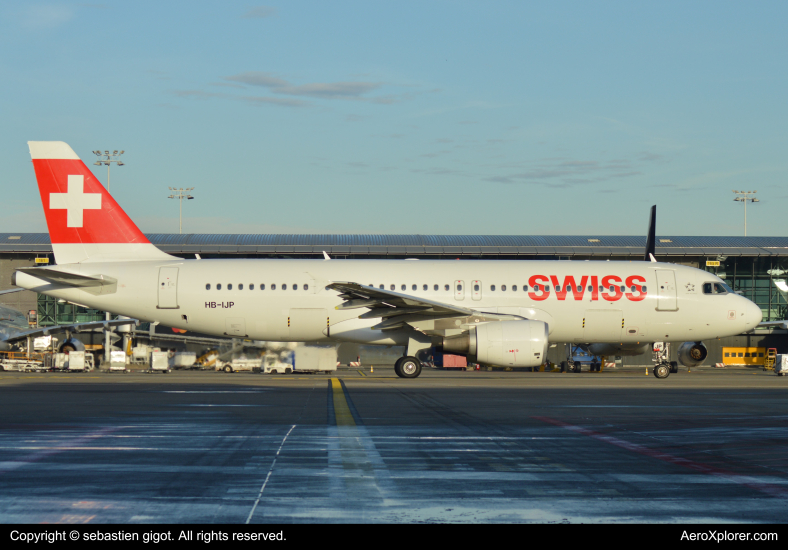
[443,320,548,367]
[677,341,708,367]
[59,338,85,353]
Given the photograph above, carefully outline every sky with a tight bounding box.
[1,1,786,236]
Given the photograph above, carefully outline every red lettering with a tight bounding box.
[591,276,599,301]
[528,275,550,301]
[601,275,623,301]
[550,275,589,301]
[625,275,648,301]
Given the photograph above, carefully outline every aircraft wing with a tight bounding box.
[758,320,788,330]
[0,288,24,296]
[328,282,481,331]
[1,318,139,343]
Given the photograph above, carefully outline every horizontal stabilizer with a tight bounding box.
[16,267,116,288]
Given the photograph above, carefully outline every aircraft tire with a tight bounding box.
[560,361,568,373]
[394,357,404,378]
[399,356,422,379]
[669,361,678,373]
[653,364,670,379]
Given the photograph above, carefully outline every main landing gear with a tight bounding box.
[395,356,422,379]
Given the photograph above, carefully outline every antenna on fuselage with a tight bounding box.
[644,205,657,262]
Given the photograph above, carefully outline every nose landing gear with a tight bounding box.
[652,342,676,379]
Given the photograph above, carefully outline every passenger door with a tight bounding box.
[157,267,179,309]
[583,309,623,342]
[655,269,678,311]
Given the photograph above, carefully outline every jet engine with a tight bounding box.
[442,320,548,367]
[677,341,708,367]
[59,338,85,353]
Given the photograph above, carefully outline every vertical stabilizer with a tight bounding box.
[28,141,174,264]
[644,205,656,262]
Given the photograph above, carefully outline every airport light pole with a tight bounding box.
[92,149,124,366]
[93,150,124,192]
[168,187,195,234]
[733,190,759,237]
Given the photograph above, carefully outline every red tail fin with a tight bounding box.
[28,141,172,264]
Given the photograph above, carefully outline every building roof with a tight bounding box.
[2,233,788,257]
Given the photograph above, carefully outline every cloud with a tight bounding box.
[24,5,74,28]
[482,157,646,188]
[225,71,383,100]
[242,6,277,19]
[240,96,308,107]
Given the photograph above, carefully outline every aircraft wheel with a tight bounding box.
[669,361,678,374]
[223,365,233,373]
[394,357,405,378]
[560,361,568,373]
[572,362,581,373]
[399,356,422,379]
[653,364,670,379]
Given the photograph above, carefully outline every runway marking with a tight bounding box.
[533,416,788,498]
[245,424,295,524]
[331,378,356,426]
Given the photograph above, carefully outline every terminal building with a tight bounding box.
[2,233,787,366]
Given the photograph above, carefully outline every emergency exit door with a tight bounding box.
[157,267,179,309]
[655,269,678,311]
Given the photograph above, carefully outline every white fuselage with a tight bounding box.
[15,258,762,348]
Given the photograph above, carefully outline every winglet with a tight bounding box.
[323,251,331,260]
[649,253,657,263]
[644,205,656,262]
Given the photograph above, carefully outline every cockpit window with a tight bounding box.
[703,282,729,295]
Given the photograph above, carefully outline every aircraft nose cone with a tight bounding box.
[742,299,762,327]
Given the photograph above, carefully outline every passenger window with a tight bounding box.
[545,286,550,291]
[261,284,265,290]
[474,284,480,291]
[412,284,417,291]
[250,284,254,290]
[304,284,308,291]
[631,286,636,292]
[434,284,438,291]
[391,284,395,291]
[588,286,593,292]
[620,286,625,293]
[282,284,287,290]
[228,284,233,290]
[502,285,507,291]
[293,284,298,290]
[609,286,615,292]
[534,285,540,292]
[239,284,243,290]
[512,285,517,291]
[217,284,221,290]
[599,286,604,292]
[491,285,496,291]
[423,284,428,291]
[271,284,276,290]
[523,285,528,291]
[445,284,449,291]
[703,283,713,294]
[576,286,582,292]
[555,285,560,292]
[380,284,384,289]
[401,284,406,291]
[642,286,647,292]
[206,284,211,290]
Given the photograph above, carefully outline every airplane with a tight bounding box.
[0,297,135,353]
[10,141,763,379]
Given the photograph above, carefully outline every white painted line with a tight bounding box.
[246,424,296,524]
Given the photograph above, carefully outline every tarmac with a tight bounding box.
[1,366,788,523]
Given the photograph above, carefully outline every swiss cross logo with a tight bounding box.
[49,175,102,227]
